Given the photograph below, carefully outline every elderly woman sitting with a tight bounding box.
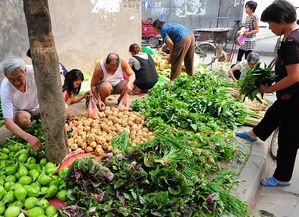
[228,52,260,82]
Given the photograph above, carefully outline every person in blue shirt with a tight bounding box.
[153,19,195,81]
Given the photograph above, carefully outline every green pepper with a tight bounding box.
[4,206,20,217]
[0,202,5,215]
[44,185,58,199]
[0,187,6,200]
[26,185,40,197]
[14,187,27,202]
[2,190,14,204]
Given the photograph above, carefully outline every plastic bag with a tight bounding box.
[236,27,249,46]
[87,96,99,119]
[237,35,246,46]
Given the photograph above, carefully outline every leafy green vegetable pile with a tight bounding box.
[134,67,247,130]
[59,68,251,216]
[238,62,276,102]
[60,132,248,217]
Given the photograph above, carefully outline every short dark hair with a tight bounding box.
[62,69,84,97]
[129,43,141,55]
[245,1,257,13]
[261,0,297,24]
[106,53,120,67]
[152,19,165,30]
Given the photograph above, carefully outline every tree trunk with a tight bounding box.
[23,0,69,163]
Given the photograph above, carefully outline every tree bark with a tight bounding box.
[23,0,69,163]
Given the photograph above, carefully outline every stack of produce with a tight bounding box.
[153,50,171,79]
[65,107,154,156]
[242,98,269,126]
[134,67,248,131]
[0,133,68,217]
[238,62,276,102]
[59,133,249,217]
[59,69,251,216]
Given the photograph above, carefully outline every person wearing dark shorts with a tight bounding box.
[90,53,135,111]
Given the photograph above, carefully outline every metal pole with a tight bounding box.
[216,0,222,28]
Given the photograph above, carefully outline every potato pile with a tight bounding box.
[65,107,154,156]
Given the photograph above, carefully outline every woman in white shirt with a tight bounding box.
[228,52,260,82]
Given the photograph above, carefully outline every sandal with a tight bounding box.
[235,131,257,142]
[260,176,290,187]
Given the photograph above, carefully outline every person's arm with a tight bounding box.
[91,63,103,101]
[223,51,228,62]
[260,64,299,93]
[4,119,42,151]
[165,38,174,64]
[66,91,91,105]
[128,57,135,68]
[228,65,238,82]
[121,58,136,92]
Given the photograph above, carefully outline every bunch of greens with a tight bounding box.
[133,69,247,131]
[238,62,276,102]
[60,131,249,217]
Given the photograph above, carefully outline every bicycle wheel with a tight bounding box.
[195,42,216,65]
[269,128,279,161]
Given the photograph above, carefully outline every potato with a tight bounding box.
[101,142,109,151]
[85,146,94,153]
[110,126,116,132]
[91,123,99,129]
[127,120,134,126]
[68,138,74,145]
[70,144,78,151]
[80,142,87,150]
[83,121,91,127]
[98,112,105,118]
[89,141,97,149]
[95,146,105,156]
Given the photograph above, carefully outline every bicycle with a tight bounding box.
[194,20,242,65]
[195,40,216,65]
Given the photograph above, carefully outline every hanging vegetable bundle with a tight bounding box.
[238,62,276,102]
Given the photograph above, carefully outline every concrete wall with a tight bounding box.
[0,0,141,73]
[142,0,244,29]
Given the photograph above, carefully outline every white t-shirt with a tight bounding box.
[234,61,266,78]
[234,60,251,78]
[128,53,149,71]
[0,65,39,119]
[100,60,124,87]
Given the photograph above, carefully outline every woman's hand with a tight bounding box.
[26,135,43,151]
[84,91,92,97]
[97,100,106,111]
[259,85,271,93]
[125,81,134,93]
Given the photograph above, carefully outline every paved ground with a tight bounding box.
[252,153,299,217]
